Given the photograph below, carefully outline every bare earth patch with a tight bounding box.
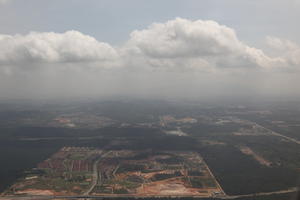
[15,189,54,195]
[137,179,196,196]
[239,146,272,167]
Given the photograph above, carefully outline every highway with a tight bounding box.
[250,121,300,145]
[84,151,112,195]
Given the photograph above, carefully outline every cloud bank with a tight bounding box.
[266,36,300,66]
[0,31,117,65]
[0,18,299,100]
[0,18,297,72]
[127,18,277,71]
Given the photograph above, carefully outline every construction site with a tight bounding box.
[3,147,224,198]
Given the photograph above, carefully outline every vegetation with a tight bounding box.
[1,101,299,197]
[150,171,182,181]
[188,170,203,176]
[199,145,298,195]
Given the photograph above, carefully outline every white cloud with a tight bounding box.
[0,18,297,74]
[125,18,286,71]
[128,18,243,58]
[0,31,118,66]
[266,36,300,66]
[0,18,300,100]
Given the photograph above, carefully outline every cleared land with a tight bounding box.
[238,145,272,167]
[2,147,224,198]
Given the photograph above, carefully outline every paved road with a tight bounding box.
[251,121,300,145]
[0,187,297,200]
[203,159,226,196]
[222,187,298,199]
[268,129,300,145]
[83,151,111,195]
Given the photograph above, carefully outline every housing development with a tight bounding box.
[5,148,223,197]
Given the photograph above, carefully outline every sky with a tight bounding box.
[0,0,300,101]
